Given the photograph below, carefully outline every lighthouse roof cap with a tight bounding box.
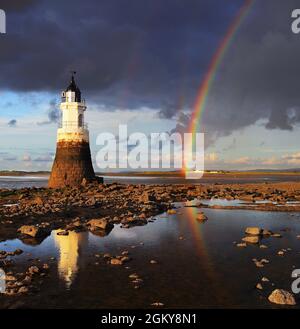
[64,73,81,102]
[65,74,80,93]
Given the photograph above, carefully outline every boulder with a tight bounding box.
[262,229,272,236]
[167,209,177,215]
[110,258,123,265]
[87,219,109,230]
[18,286,29,294]
[27,266,40,275]
[196,212,208,222]
[17,225,49,238]
[268,289,296,305]
[253,260,265,268]
[245,227,262,235]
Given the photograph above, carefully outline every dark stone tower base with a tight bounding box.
[48,141,97,188]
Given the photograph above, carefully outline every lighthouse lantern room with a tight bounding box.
[58,72,89,143]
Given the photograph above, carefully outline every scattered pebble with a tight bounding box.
[151,302,164,307]
[256,283,263,290]
[259,244,268,249]
[271,233,282,238]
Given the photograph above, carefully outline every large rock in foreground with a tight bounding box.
[17,225,49,238]
[268,289,296,305]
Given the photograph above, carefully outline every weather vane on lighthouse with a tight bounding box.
[48,72,101,188]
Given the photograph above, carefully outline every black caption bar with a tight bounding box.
[0,309,298,328]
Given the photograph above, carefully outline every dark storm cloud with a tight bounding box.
[0,0,38,12]
[201,0,300,138]
[1,0,300,139]
[0,0,244,99]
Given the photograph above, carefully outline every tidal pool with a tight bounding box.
[0,206,300,308]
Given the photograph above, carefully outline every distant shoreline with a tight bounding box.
[0,171,50,177]
[1,170,300,178]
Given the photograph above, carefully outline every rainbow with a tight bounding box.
[185,206,210,258]
[184,206,227,302]
[185,0,255,172]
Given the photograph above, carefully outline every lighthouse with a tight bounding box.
[48,72,97,188]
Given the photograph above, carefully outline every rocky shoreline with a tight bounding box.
[1,180,300,307]
[1,181,300,243]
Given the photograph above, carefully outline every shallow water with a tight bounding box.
[200,199,246,206]
[0,176,48,189]
[201,198,300,208]
[0,205,300,308]
[0,176,187,189]
[2,174,300,189]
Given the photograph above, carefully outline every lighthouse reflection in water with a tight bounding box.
[54,230,88,288]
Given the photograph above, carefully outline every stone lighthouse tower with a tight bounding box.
[48,72,96,188]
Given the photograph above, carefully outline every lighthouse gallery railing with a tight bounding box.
[58,121,88,129]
